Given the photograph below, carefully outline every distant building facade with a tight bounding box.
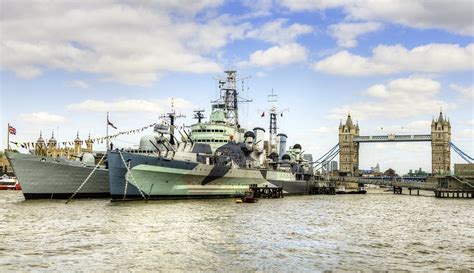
[371,163,380,173]
[323,160,338,173]
[34,131,93,159]
[0,153,13,175]
[454,164,474,176]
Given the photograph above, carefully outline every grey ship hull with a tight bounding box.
[268,180,310,195]
[107,150,199,200]
[6,152,109,199]
[108,150,311,200]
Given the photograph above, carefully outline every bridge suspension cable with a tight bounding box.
[312,144,340,172]
[312,143,339,166]
[449,141,473,163]
[314,148,340,172]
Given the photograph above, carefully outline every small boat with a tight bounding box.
[0,174,21,190]
[336,186,367,194]
[335,186,346,194]
[236,190,258,203]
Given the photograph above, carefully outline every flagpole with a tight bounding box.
[6,123,10,151]
[106,112,109,151]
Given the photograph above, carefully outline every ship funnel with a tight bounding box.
[277,133,287,159]
[244,131,255,145]
[293,143,302,161]
[253,127,265,151]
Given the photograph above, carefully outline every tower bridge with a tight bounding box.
[338,111,451,175]
[353,134,432,142]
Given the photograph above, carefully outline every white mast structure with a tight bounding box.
[212,70,252,128]
[266,89,288,155]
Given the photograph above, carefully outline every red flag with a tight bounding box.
[261,112,265,118]
[8,125,16,135]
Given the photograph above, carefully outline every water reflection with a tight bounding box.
[0,190,472,271]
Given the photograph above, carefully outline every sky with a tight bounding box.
[1,0,473,174]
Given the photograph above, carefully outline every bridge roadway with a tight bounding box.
[353,134,432,143]
[327,176,437,190]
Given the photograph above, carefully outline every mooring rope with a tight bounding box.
[118,150,147,200]
[65,153,106,204]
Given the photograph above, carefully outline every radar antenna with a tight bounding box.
[193,109,206,123]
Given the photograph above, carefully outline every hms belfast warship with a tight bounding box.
[107,70,315,200]
[6,132,109,199]
[107,70,253,199]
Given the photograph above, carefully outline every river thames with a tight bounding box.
[0,190,472,271]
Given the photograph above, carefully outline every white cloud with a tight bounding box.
[311,126,337,135]
[328,76,455,120]
[241,43,308,67]
[246,18,313,45]
[373,120,433,134]
[240,18,312,68]
[450,84,474,99]
[13,66,42,79]
[454,128,474,141]
[241,0,274,17]
[279,0,474,36]
[255,71,268,78]
[0,2,250,86]
[17,112,66,124]
[344,0,474,36]
[67,98,194,113]
[279,0,346,11]
[68,80,89,89]
[328,22,382,48]
[313,43,474,76]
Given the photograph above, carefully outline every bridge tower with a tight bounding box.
[339,113,360,175]
[431,111,451,174]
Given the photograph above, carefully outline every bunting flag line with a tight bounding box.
[12,123,157,149]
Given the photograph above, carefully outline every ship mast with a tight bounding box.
[160,98,185,146]
[212,70,251,127]
[266,89,288,154]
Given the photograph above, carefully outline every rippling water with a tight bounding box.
[0,190,472,271]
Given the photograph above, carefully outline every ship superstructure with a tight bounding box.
[107,70,319,199]
[190,70,251,151]
[107,70,254,199]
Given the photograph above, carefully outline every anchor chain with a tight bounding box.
[118,150,147,200]
[123,160,130,199]
[66,153,106,204]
